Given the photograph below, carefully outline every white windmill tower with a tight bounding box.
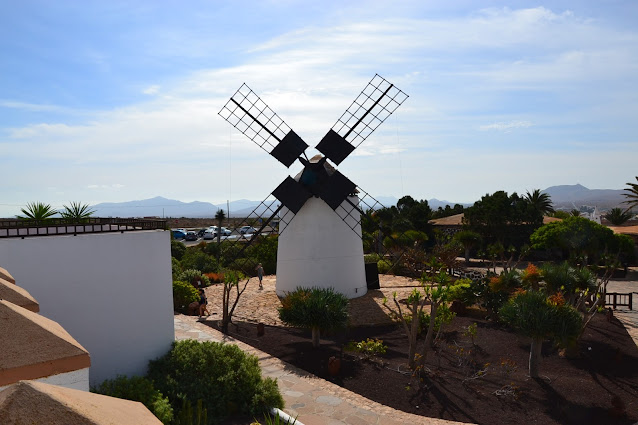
[218,75,408,299]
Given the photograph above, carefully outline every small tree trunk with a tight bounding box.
[464,247,471,265]
[420,302,439,363]
[529,337,543,378]
[408,302,419,369]
[311,327,320,348]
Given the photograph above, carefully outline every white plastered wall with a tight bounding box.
[0,230,174,386]
[0,368,89,393]
[277,196,367,299]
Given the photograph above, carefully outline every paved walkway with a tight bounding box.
[174,315,467,425]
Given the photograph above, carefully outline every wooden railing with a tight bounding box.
[605,292,633,310]
[0,218,167,238]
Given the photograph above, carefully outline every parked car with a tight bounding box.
[197,228,207,238]
[203,229,216,240]
[172,230,187,239]
[185,231,198,241]
[219,227,232,236]
[239,226,257,234]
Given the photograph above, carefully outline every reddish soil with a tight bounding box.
[205,313,638,425]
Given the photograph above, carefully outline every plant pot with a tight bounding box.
[328,356,341,376]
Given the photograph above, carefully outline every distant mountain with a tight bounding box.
[542,184,626,210]
[91,195,473,218]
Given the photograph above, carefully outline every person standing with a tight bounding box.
[198,288,210,318]
[256,263,264,290]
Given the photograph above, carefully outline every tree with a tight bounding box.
[463,191,540,248]
[60,201,95,221]
[220,270,250,334]
[215,209,226,265]
[604,207,633,225]
[500,290,581,378]
[278,287,349,348]
[453,230,482,264]
[530,216,633,265]
[16,202,58,221]
[524,189,555,217]
[621,176,638,212]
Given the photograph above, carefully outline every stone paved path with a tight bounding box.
[606,268,638,347]
[174,314,468,425]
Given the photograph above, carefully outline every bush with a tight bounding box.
[377,259,392,274]
[172,257,183,278]
[148,340,284,421]
[181,249,218,273]
[447,278,476,305]
[176,269,211,288]
[92,375,173,424]
[173,280,199,312]
[171,239,186,260]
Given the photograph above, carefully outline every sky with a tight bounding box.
[1,0,637,217]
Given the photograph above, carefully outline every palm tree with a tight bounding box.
[622,176,638,213]
[60,202,95,222]
[524,189,555,216]
[604,207,632,226]
[16,202,58,221]
[214,209,226,265]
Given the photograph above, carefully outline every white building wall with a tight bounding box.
[0,230,174,386]
[0,368,90,393]
[277,196,367,299]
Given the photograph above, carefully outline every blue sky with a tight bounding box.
[1,1,637,217]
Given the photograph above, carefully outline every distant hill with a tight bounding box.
[541,184,626,210]
[91,195,471,218]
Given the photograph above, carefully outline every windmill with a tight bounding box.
[218,75,408,298]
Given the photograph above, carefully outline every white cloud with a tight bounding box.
[479,121,533,132]
[143,85,160,95]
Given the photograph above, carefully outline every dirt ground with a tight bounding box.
[205,313,638,425]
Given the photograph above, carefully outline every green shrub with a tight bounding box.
[171,239,186,260]
[181,249,218,273]
[278,287,349,348]
[377,259,392,274]
[173,280,199,312]
[364,253,382,264]
[172,257,183,278]
[148,340,283,421]
[92,375,173,424]
[447,278,476,305]
[176,269,211,287]
[345,338,387,356]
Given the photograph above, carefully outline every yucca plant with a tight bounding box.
[278,287,349,348]
[16,202,58,221]
[60,201,95,221]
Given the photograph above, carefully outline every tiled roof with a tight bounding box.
[0,380,162,425]
[0,266,15,284]
[0,278,39,312]
[0,300,90,386]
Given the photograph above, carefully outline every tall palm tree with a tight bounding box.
[60,202,95,222]
[524,189,555,216]
[622,176,638,213]
[16,202,58,221]
[215,209,226,265]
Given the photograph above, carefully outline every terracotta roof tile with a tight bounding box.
[0,380,163,425]
[0,300,90,386]
[0,278,39,312]
[0,266,16,284]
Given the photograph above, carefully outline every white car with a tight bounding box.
[203,229,216,240]
[219,227,232,236]
[239,226,257,234]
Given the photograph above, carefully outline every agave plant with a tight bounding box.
[16,202,58,221]
[60,202,95,221]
